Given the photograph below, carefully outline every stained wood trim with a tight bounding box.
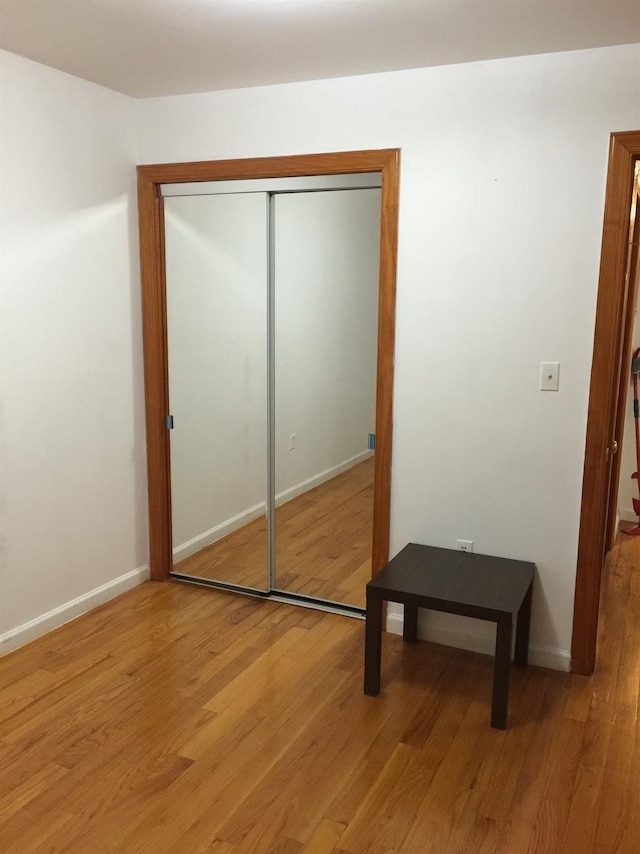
[604,167,640,552]
[572,131,640,674]
[137,149,400,583]
[372,153,400,574]
[137,149,400,185]
[138,173,172,580]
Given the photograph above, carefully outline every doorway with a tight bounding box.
[137,149,400,614]
[607,161,640,544]
[572,131,640,674]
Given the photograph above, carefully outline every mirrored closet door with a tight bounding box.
[162,176,380,608]
[164,192,269,591]
[273,189,380,607]
[138,149,399,615]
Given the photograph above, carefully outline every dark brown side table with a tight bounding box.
[364,543,535,729]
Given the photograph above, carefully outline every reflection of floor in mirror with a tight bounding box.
[172,457,374,608]
[173,511,269,592]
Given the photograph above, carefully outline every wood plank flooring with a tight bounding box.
[175,458,374,608]
[0,528,638,852]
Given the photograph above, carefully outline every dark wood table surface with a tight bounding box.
[364,543,535,729]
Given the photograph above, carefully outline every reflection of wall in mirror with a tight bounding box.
[274,188,380,504]
[165,188,380,561]
[164,193,268,560]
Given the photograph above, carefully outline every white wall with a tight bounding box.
[138,44,640,669]
[0,50,147,652]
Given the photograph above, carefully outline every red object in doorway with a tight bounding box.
[623,347,640,535]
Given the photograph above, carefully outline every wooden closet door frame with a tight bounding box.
[137,149,400,583]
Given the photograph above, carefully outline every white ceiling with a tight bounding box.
[0,0,638,98]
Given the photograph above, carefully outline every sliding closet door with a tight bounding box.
[164,192,269,590]
[273,188,381,607]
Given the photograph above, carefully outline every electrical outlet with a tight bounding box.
[457,539,473,553]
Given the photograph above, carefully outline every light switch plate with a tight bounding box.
[540,362,560,391]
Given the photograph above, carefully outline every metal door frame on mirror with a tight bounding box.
[137,149,400,603]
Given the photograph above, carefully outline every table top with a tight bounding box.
[367,543,535,616]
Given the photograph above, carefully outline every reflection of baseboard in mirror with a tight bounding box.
[174,456,374,609]
[275,449,373,508]
[172,448,372,563]
[274,457,374,609]
[172,500,266,563]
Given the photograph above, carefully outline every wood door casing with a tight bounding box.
[137,149,400,584]
[572,131,640,675]
[604,165,640,553]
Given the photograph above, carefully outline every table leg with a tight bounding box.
[403,604,418,642]
[491,616,513,729]
[514,583,533,667]
[364,596,383,696]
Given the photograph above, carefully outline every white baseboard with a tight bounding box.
[619,506,637,523]
[0,564,150,657]
[385,609,570,673]
[173,449,374,561]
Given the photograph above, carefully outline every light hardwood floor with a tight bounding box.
[0,530,638,852]
[175,458,374,608]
